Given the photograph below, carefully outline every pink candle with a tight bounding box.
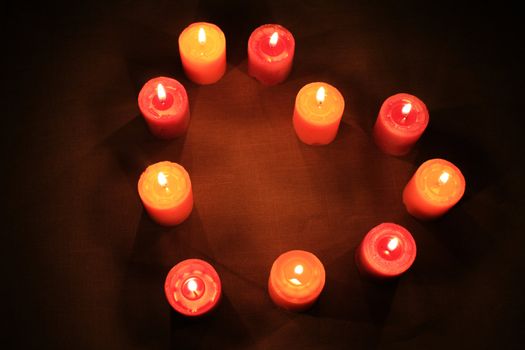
[356,223,416,279]
[138,77,190,139]
[373,93,429,156]
[248,24,295,86]
[165,259,221,316]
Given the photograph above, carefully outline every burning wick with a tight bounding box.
[198,27,206,45]
[439,171,450,185]
[157,83,166,103]
[316,86,326,105]
[401,103,412,123]
[269,31,279,47]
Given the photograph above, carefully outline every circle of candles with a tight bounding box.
[137,161,193,226]
[248,24,295,86]
[178,22,226,85]
[165,259,221,316]
[373,93,429,156]
[292,82,345,145]
[356,223,417,279]
[138,77,190,139]
[268,250,325,311]
[403,158,466,220]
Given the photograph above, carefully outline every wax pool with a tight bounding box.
[373,93,429,156]
[403,158,466,220]
[137,161,193,226]
[293,82,345,145]
[138,77,190,139]
[165,259,221,316]
[248,24,295,85]
[268,250,325,311]
[179,22,226,85]
[356,223,417,279]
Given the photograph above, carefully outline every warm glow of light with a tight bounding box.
[157,171,168,187]
[269,31,279,47]
[402,103,412,115]
[157,83,166,102]
[294,264,304,275]
[387,237,399,251]
[316,86,326,104]
[439,171,450,185]
[187,279,198,292]
[289,278,302,286]
[198,27,206,44]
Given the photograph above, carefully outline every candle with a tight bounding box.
[248,24,295,86]
[165,259,221,316]
[403,158,466,220]
[356,223,417,279]
[292,82,345,145]
[373,93,429,156]
[268,250,325,311]
[137,161,193,226]
[138,76,190,139]
[178,22,226,85]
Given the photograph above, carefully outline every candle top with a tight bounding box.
[165,259,221,316]
[138,161,191,209]
[415,158,466,204]
[380,93,429,134]
[295,82,345,124]
[249,24,295,62]
[138,77,188,119]
[179,22,225,62]
[270,250,325,304]
[361,223,417,277]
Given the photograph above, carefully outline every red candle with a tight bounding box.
[356,223,417,279]
[403,158,466,220]
[268,250,325,311]
[137,161,193,226]
[373,93,429,156]
[165,259,221,317]
[248,24,295,86]
[138,77,190,139]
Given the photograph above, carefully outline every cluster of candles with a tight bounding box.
[136,22,466,316]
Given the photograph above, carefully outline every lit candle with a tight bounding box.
[165,259,221,316]
[178,22,226,85]
[292,82,345,145]
[248,24,295,86]
[138,76,190,139]
[268,250,325,311]
[403,158,466,220]
[137,161,193,226]
[373,93,429,156]
[356,223,417,279]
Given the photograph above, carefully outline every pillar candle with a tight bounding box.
[356,223,417,279]
[137,161,193,226]
[178,22,226,85]
[373,93,429,156]
[165,259,221,317]
[268,250,325,311]
[293,82,345,145]
[403,158,466,220]
[138,77,190,139]
[248,24,295,86]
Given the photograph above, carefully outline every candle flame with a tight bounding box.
[157,171,168,187]
[387,237,399,251]
[198,27,206,44]
[294,264,304,275]
[289,278,302,286]
[187,279,198,292]
[157,83,166,102]
[402,103,412,115]
[316,86,326,104]
[439,171,450,185]
[269,31,279,47]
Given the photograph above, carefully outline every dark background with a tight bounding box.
[4,0,524,349]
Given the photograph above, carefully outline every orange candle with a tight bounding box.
[292,82,345,145]
[403,158,466,220]
[268,250,325,311]
[178,22,226,85]
[137,161,193,226]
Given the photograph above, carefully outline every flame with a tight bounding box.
[289,278,302,286]
[439,171,450,185]
[294,264,304,275]
[269,31,279,47]
[187,278,198,292]
[198,27,206,44]
[316,86,326,104]
[387,237,399,251]
[157,171,168,187]
[157,83,166,102]
[401,103,412,115]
